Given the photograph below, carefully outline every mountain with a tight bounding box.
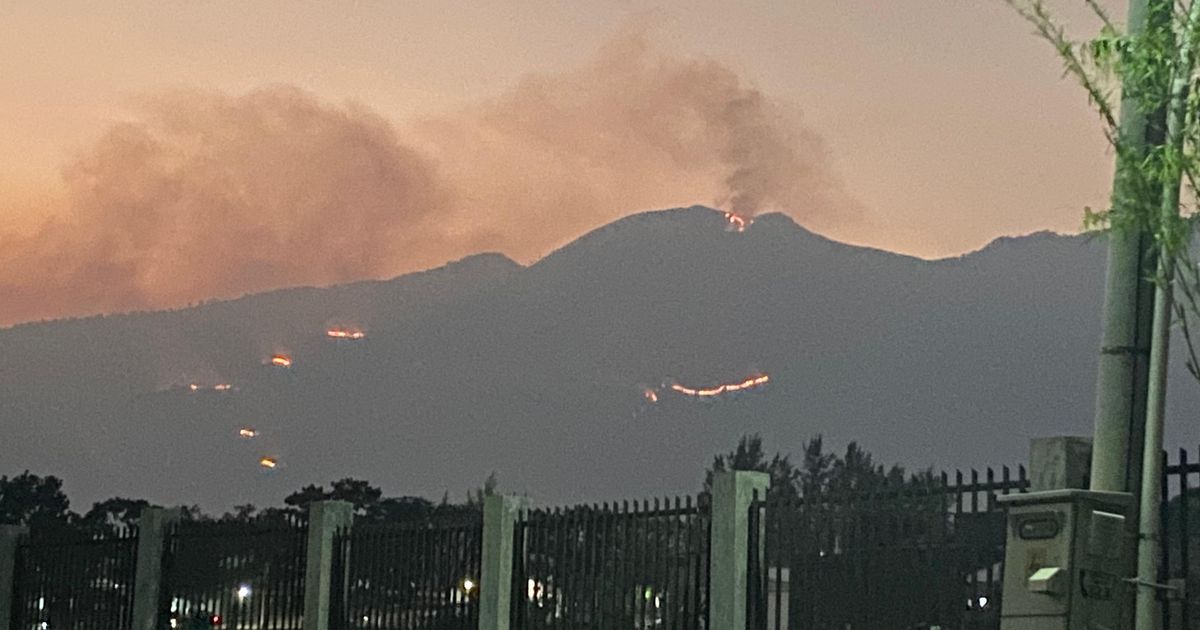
[1,206,1192,512]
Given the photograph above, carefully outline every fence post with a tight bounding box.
[709,470,770,630]
[479,495,527,630]
[131,507,181,630]
[0,525,28,630]
[302,500,354,630]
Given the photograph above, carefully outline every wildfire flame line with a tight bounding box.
[669,374,770,398]
[269,354,292,367]
[188,383,234,392]
[723,211,750,233]
[259,457,278,469]
[326,327,365,340]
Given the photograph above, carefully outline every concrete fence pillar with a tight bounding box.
[709,470,770,630]
[0,525,28,630]
[1029,436,1093,491]
[478,495,528,630]
[131,508,181,630]
[302,501,354,630]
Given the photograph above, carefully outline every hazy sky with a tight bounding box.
[0,1,1119,324]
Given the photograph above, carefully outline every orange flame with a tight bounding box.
[269,354,292,368]
[214,383,233,391]
[643,388,659,404]
[670,374,770,398]
[239,428,258,438]
[723,211,750,233]
[188,383,200,392]
[259,457,278,469]
[326,327,365,340]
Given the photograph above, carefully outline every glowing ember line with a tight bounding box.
[269,354,292,368]
[643,388,659,404]
[187,383,234,392]
[239,428,258,438]
[326,327,365,340]
[259,457,278,469]
[670,374,770,398]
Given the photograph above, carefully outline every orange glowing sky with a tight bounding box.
[0,2,1118,325]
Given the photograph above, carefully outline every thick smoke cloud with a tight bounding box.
[0,30,859,326]
[412,30,860,257]
[0,87,454,325]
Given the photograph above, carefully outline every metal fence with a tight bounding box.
[1161,447,1200,629]
[159,513,308,630]
[328,515,483,630]
[747,467,1028,630]
[9,526,140,630]
[511,497,711,630]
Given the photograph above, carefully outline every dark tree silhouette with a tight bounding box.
[368,496,434,522]
[703,433,928,501]
[78,497,151,534]
[283,484,328,510]
[703,433,800,501]
[0,471,72,528]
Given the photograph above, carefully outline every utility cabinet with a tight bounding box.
[998,489,1133,630]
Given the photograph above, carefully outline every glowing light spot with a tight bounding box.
[269,354,292,368]
[188,384,200,392]
[723,211,751,233]
[236,585,251,601]
[461,578,476,594]
[643,388,659,404]
[238,428,258,438]
[259,457,278,469]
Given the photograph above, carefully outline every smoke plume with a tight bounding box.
[0,29,860,326]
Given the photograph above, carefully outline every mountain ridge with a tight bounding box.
[3,205,1188,513]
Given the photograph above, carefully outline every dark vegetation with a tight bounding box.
[3,434,907,532]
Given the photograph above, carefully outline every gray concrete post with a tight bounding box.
[131,508,181,630]
[302,501,354,630]
[0,525,28,630]
[1030,436,1093,491]
[478,495,528,630]
[709,470,770,630]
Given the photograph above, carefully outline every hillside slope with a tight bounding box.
[3,206,1189,511]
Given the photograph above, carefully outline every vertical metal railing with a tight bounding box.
[328,514,483,630]
[159,513,308,630]
[510,497,709,630]
[9,526,139,630]
[747,465,1027,630]
[1162,447,1200,629]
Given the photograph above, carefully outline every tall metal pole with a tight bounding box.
[1135,3,1200,628]
[1135,259,1174,630]
[1090,0,1169,502]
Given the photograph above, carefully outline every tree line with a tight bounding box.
[2,434,921,534]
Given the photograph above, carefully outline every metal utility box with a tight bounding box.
[998,489,1133,630]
